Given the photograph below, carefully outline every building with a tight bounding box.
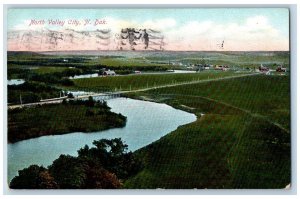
[214,65,230,71]
[276,65,287,72]
[103,70,116,76]
[259,64,269,72]
[196,64,211,71]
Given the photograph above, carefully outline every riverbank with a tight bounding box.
[124,75,290,188]
[8,98,127,143]
[8,97,196,183]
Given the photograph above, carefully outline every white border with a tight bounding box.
[1,1,299,198]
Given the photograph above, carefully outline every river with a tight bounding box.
[7,79,25,85]
[69,73,99,79]
[67,70,197,80]
[7,97,196,182]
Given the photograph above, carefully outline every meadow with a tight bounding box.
[7,50,291,189]
[7,51,173,72]
[143,75,290,130]
[8,51,289,72]
[71,71,244,92]
[32,67,69,74]
[124,75,290,188]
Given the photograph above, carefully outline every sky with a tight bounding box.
[7,8,290,51]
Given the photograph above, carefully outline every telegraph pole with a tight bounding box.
[20,94,22,105]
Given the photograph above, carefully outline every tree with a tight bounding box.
[62,68,81,77]
[10,139,142,189]
[60,78,74,86]
[199,58,206,65]
[48,155,87,189]
[81,158,121,189]
[78,138,143,180]
[86,96,95,107]
[67,93,74,98]
[62,99,67,104]
[38,170,59,189]
[10,165,58,189]
[85,109,95,116]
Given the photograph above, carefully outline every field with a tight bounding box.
[71,71,246,92]
[7,51,172,72]
[142,75,290,130]
[8,51,289,71]
[33,67,69,74]
[124,75,290,188]
[7,50,291,189]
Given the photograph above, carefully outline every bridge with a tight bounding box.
[8,73,258,110]
[8,92,122,110]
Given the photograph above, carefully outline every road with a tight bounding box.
[8,73,259,110]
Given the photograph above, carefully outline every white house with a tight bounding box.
[103,70,116,76]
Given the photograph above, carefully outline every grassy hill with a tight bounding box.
[124,75,290,188]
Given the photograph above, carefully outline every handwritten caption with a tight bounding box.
[29,19,107,27]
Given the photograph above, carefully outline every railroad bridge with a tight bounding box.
[8,92,123,110]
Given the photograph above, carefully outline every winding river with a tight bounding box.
[7,97,196,182]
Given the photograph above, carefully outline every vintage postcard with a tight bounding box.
[6,7,290,190]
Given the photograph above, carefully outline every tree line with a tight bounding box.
[10,138,143,189]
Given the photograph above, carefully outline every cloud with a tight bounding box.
[163,15,288,51]
[142,18,177,30]
[8,16,289,51]
[13,20,45,31]
[246,15,269,27]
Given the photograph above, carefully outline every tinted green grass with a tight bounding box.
[33,67,69,74]
[72,71,241,92]
[8,101,126,143]
[125,113,290,188]
[124,75,290,188]
[146,75,290,130]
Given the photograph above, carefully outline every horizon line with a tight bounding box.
[7,50,290,53]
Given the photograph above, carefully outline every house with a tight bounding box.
[103,70,116,76]
[276,65,287,72]
[197,64,211,71]
[259,64,269,72]
[222,65,230,71]
[214,65,230,71]
[214,65,223,70]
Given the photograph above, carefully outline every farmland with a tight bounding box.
[140,75,290,130]
[8,51,289,71]
[71,71,245,92]
[124,75,290,188]
[7,50,291,189]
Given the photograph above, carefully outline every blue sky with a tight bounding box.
[7,8,290,51]
[8,8,289,36]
